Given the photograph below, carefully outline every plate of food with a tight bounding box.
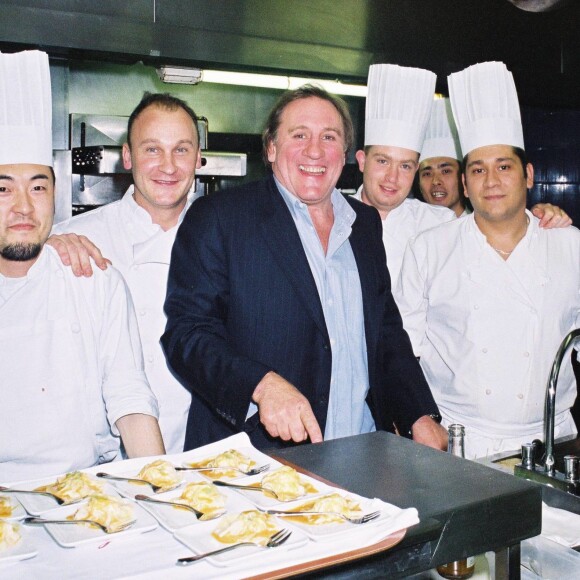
[5,471,108,515]
[97,459,185,497]
[215,465,324,508]
[135,479,232,532]
[0,493,26,521]
[26,493,158,548]
[263,491,388,541]
[0,520,37,563]
[180,448,271,481]
[174,509,308,567]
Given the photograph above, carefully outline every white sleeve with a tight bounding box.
[98,268,159,432]
[394,237,429,357]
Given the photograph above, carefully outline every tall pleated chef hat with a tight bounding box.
[0,50,53,166]
[448,61,524,156]
[419,98,462,163]
[364,63,436,153]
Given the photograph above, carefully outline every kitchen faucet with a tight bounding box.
[540,328,580,476]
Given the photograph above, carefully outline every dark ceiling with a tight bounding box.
[0,0,578,108]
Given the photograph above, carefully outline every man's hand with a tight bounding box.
[252,371,323,444]
[47,233,111,277]
[531,203,572,229]
[411,415,448,450]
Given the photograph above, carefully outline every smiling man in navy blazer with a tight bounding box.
[162,85,448,452]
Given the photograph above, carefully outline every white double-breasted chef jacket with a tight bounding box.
[0,246,158,482]
[352,187,455,285]
[395,211,580,458]
[53,187,191,454]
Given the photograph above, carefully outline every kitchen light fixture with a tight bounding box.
[156,66,367,97]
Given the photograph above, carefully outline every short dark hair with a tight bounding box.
[462,146,528,178]
[127,92,199,148]
[262,84,354,164]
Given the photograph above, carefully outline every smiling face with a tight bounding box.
[266,96,346,208]
[463,144,533,225]
[122,104,201,219]
[418,156,464,216]
[0,164,55,276]
[355,146,419,219]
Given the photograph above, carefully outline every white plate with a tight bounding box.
[180,446,274,482]
[0,524,38,564]
[271,492,392,541]
[6,475,112,516]
[35,500,158,548]
[135,481,235,532]
[0,494,26,521]
[174,514,308,567]
[221,471,326,508]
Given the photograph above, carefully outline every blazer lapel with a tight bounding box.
[257,178,328,338]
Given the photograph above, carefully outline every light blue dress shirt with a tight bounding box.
[275,178,375,439]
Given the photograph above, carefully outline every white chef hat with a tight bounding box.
[0,50,53,167]
[448,61,524,156]
[419,98,462,163]
[364,64,436,153]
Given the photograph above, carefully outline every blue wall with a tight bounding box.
[523,107,580,225]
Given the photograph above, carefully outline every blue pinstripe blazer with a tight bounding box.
[162,175,439,451]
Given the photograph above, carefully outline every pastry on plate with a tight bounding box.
[212,510,278,545]
[0,520,21,551]
[261,466,316,501]
[71,494,134,532]
[137,459,183,491]
[35,471,103,502]
[176,481,226,513]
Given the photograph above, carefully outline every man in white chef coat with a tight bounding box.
[50,92,201,454]
[395,61,580,459]
[417,98,572,225]
[416,98,469,218]
[352,64,455,285]
[0,51,164,482]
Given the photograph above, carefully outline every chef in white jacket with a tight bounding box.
[352,64,456,285]
[417,98,469,218]
[395,61,580,459]
[51,93,201,453]
[0,51,164,482]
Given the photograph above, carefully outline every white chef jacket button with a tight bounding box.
[474,305,479,310]
[485,389,492,395]
[482,348,488,353]
[517,393,524,400]
[71,322,81,333]
[523,351,530,357]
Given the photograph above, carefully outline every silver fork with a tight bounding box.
[96,472,181,493]
[264,508,381,524]
[134,494,225,521]
[23,516,136,534]
[0,485,83,506]
[176,528,292,565]
[176,463,270,477]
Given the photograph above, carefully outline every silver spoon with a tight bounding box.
[134,494,225,521]
[96,472,181,493]
[212,479,282,499]
[0,485,83,506]
[24,516,136,534]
